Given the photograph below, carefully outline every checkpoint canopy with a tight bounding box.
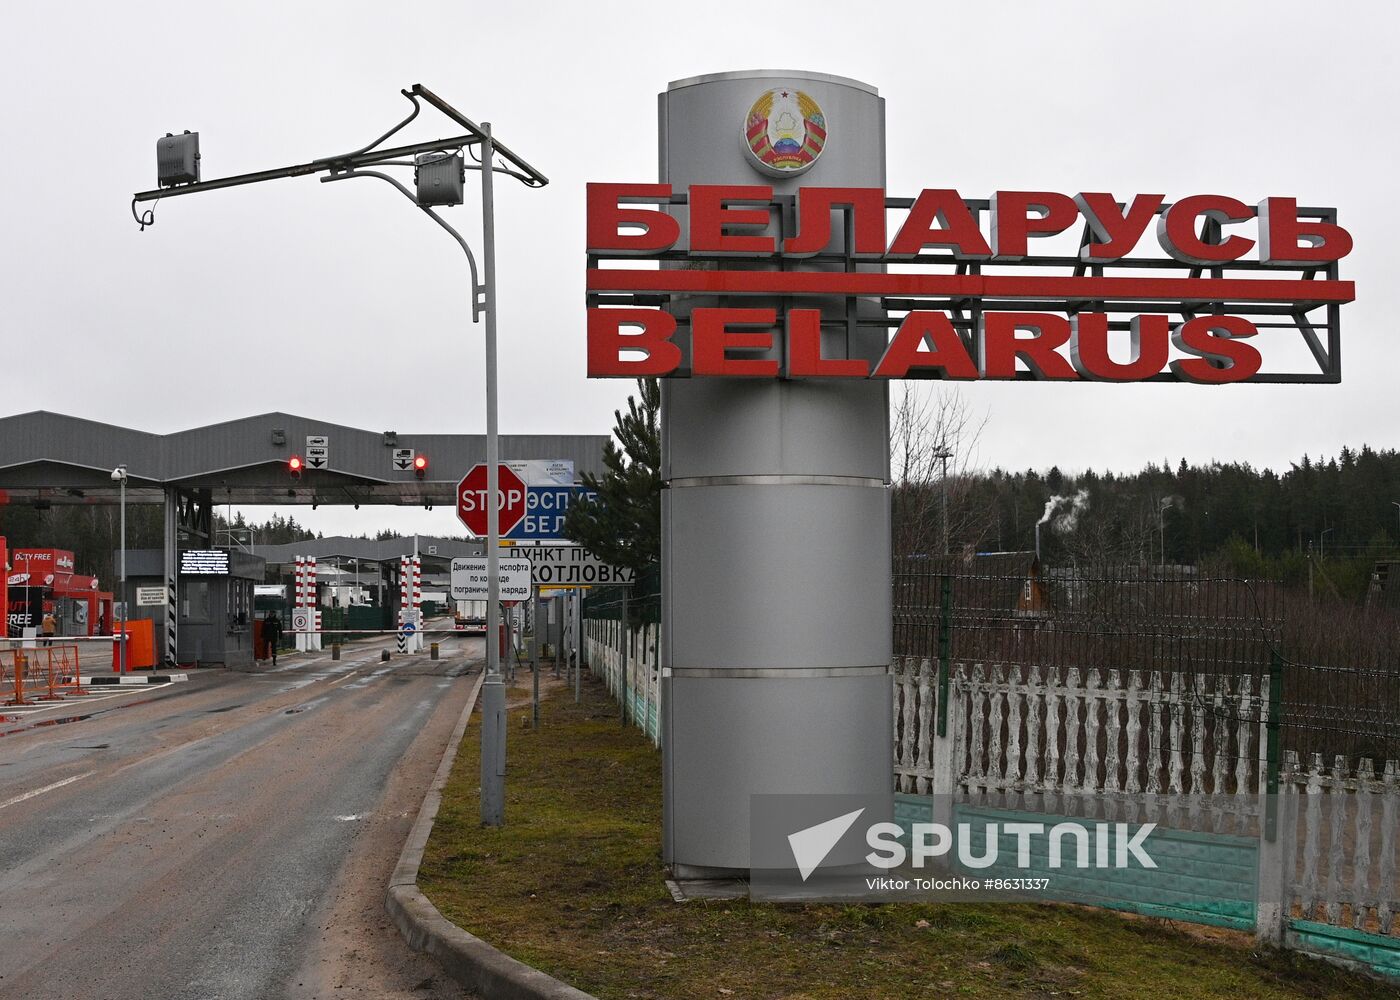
[0,411,609,508]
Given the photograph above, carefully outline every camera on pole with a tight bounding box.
[414,150,464,206]
[156,131,200,187]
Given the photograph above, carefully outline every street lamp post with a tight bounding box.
[931,444,953,555]
[1159,497,1173,568]
[111,465,128,673]
[131,85,546,827]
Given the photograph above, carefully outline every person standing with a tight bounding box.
[41,612,57,647]
[264,612,283,666]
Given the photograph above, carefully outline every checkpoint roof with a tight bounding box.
[0,411,610,507]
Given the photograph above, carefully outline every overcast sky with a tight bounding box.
[3,2,1395,538]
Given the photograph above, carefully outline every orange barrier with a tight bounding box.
[4,645,86,703]
[2,650,30,706]
[37,644,86,700]
[110,618,157,672]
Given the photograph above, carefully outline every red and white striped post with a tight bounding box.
[411,554,423,652]
[294,556,307,653]
[307,556,321,651]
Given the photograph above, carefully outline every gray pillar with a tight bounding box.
[163,488,178,667]
[659,71,893,875]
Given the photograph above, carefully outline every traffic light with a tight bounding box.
[288,455,303,480]
[413,454,429,480]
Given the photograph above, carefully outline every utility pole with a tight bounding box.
[130,85,547,828]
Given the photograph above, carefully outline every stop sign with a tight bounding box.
[456,464,528,537]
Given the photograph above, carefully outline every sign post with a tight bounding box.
[531,586,540,729]
[457,460,529,826]
[619,587,628,730]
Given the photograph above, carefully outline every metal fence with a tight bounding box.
[894,560,1400,766]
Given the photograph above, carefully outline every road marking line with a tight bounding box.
[0,770,95,811]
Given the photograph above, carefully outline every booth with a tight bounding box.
[120,548,265,668]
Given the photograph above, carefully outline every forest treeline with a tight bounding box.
[900,444,1400,600]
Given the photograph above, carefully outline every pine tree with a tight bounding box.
[562,379,661,571]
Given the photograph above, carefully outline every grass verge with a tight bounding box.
[421,679,1395,999]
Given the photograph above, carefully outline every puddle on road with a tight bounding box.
[2,713,94,735]
[0,695,161,738]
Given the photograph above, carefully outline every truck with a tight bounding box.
[453,599,487,635]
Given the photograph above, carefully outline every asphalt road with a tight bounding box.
[0,636,483,1000]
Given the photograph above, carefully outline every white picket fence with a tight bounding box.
[892,655,1400,959]
[585,618,661,746]
[583,624,1400,968]
[1284,752,1399,937]
[894,658,1271,802]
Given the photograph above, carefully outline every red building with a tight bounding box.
[6,547,114,636]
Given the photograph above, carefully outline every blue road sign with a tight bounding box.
[505,485,599,541]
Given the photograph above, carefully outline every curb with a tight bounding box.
[80,673,187,685]
[385,671,598,1000]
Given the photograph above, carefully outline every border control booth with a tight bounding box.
[124,548,263,668]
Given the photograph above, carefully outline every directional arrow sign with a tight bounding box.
[306,435,329,469]
[392,447,415,471]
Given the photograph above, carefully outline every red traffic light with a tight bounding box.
[413,454,428,478]
[288,455,303,479]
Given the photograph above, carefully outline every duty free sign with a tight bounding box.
[584,185,1354,384]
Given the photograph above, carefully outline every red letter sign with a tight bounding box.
[1156,195,1254,265]
[587,309,682,377]
[586,183,680,255]
[690,185,775,256]
[1257,197,1353,265]
[692,308,780,377]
